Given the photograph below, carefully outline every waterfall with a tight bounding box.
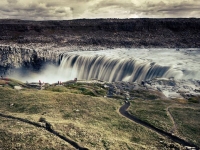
[58,54,182,82]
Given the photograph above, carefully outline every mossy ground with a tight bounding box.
[0,79,199,149]
[128,98,200,147]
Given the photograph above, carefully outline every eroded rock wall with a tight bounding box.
[0,46,59,75]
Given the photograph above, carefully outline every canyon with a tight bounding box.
[1,18,200,77]
[0,19,200,149]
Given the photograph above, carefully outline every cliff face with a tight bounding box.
[0,18,200,48]
[0,46,59,75]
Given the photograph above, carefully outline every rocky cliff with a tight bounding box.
[0,18,200,48]
[0,46,59,75]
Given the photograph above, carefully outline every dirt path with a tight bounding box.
[0,113,88,150]
[166,106,177,134]
[119,102,199,149]
[166,105,200,136]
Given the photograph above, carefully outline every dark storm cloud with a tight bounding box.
[0,0,73,20]
[155,1,200,17]
[158,4,200,12]
[7,0,18,4]
[131,0,200,18]
[0,0,199,20]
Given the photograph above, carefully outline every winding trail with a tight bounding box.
[0,113,88,150]
[166,105,200,135]
[166,106,177,134]
[119,102,199,149]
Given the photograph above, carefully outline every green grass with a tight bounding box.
[128,100,174,132]
[128,98,200,147]
[0,86,172,149]
[0,81,199,149]
[0,118,73,150]
[170,108,200,146]
[46,82,107,97]
[0,78,27,88]
[46,86,71,92]
[129,89,160,100]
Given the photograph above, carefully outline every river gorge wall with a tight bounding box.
[0,46,59,75]
[0,45,181,82]
[0,18,200,81]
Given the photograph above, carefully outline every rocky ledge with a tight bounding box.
[0,46,59,75]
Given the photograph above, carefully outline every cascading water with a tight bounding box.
[6,48,199,99]
[58,54,182,82]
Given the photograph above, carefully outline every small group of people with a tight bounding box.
[58,81,62,85]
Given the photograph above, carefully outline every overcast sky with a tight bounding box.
[0,0,199,20]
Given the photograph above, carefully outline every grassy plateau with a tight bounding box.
[0,79,199,149]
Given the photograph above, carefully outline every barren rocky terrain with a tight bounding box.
[0,18,200,49]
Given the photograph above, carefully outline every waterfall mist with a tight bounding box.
[8,64,77,84]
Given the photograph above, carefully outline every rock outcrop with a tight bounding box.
[0,46,59,75]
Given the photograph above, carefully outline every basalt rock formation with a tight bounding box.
[0,18,200,48]
[0,46,59,75]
